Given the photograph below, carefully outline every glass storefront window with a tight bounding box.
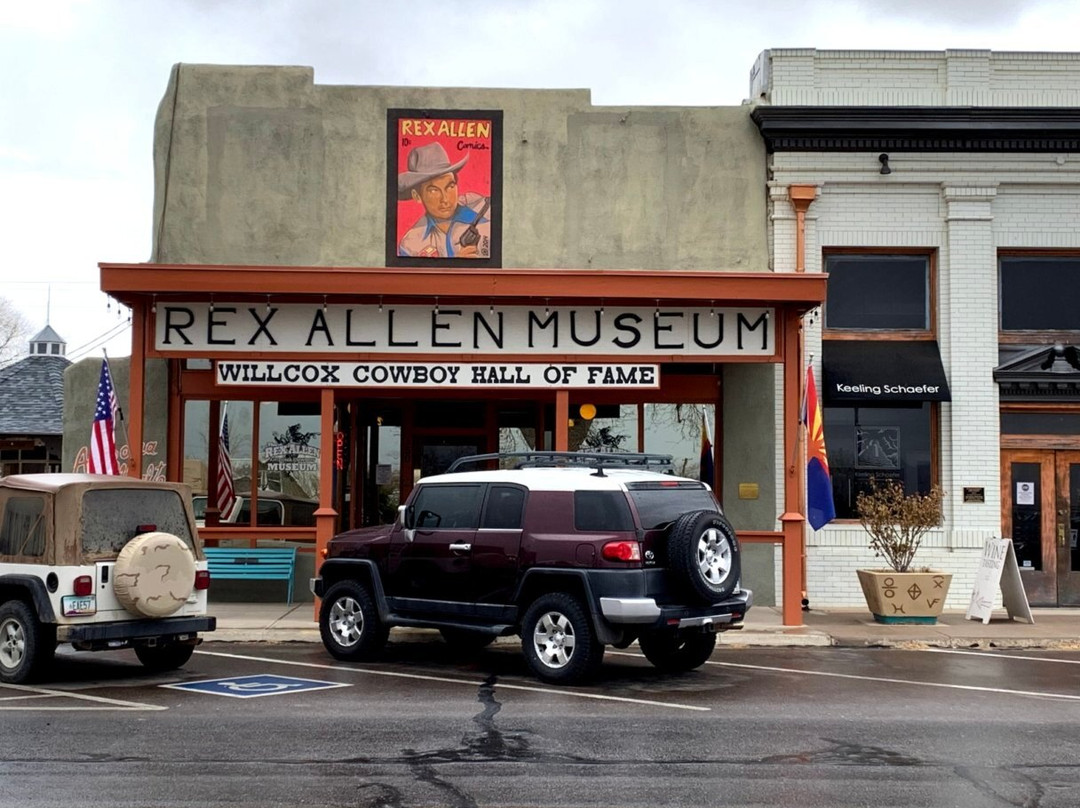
[182,400,209,496]
[644,403,714,481]
[1010,462,1042,571]
[572,404,638,454]
[824,404,932,519]
[257,402,320,521]
[182,400,253,500]
[185,400,319,526]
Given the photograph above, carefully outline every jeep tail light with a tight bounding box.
[73,575,93,597]
[194,570,211,590]
[136,524,157,533]
[602,541,641,562]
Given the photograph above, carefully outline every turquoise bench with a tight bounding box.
[204,547,298,604]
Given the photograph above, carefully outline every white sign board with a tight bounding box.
[215,361,660,389]
[1016,482,1035,506]
[157,303,775,357]
[965,538,1035,625]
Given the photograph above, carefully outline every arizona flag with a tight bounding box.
[699,408,714,484]
[803,364,836,530]
[88,357,120,475]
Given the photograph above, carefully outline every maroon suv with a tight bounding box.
[311,452,751,684]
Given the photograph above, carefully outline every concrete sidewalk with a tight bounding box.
[204,601,1080,649]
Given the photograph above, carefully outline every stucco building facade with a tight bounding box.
[98,64,827,621]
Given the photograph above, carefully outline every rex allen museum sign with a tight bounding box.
[156,303,774,356]
[156,303,774,389]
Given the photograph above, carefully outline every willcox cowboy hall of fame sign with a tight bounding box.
[965,538,1034,625]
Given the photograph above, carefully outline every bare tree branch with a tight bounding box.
[0,298,32,368]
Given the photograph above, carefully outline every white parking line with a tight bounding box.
[700,659,1080,702]
[923,648,1080,665]
[0,682,167,711]
[195,649,710,712]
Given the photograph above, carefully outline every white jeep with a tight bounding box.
[0,474,215,683]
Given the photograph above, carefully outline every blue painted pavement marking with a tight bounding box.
[163,674,351,699]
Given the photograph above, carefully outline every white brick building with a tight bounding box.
[752,50,1080,609]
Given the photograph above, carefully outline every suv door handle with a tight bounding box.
[449,543,472,553]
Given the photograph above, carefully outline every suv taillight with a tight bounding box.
[73,575,93,596]
[602,541,641,562]
[194,570,211,590]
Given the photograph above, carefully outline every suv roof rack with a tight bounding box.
[446,451,674,474]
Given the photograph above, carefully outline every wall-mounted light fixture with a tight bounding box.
[878,153,892,175]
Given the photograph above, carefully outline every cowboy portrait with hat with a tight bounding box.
[397,141,491,259]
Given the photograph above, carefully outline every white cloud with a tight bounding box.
[3,0,1080,358]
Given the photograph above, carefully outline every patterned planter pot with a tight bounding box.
[856,569,953,624]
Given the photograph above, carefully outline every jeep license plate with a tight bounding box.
[61,595,97,616]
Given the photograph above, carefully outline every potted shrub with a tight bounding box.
[855,479,951,624]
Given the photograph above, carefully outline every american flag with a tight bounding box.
[88,358,120,475]
[215,404,238,521]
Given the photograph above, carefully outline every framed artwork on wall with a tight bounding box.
[386,109,503,268]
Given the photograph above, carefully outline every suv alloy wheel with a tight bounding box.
[0,600,55,684]
[521,593,604,684]
[319,580,389,661]
[667,510,742,605]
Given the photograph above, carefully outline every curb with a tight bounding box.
[203,629,1079,650]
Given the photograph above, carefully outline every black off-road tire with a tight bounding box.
[521,593,604,685]
[134,642,196,672]
[439,628,497,652]
[638,629,717,673]
[319,581,389,662]
[0,600,54,684]
[667,510,741,605]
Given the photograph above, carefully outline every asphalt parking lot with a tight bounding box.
[4,640,1080,807]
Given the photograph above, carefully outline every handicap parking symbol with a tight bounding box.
[163,674,350,699]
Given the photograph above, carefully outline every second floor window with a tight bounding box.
[825,254,930,332]
[1000,255,1080,332]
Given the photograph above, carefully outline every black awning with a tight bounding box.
[822,341,951,404]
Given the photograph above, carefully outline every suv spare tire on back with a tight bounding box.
[113,532,196,618]
[667,510,741,605]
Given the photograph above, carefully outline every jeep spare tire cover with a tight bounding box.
[667,510,741,605]
[112,532,196,618]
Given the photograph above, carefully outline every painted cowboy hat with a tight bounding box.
[397,142,469,200]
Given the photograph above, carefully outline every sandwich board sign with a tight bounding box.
[965,538,1035,625]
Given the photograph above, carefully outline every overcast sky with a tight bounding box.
[4,0,1080,363]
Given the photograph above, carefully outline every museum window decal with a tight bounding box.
[386,109,503,268]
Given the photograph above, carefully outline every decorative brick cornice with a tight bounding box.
[751,107,1080,153]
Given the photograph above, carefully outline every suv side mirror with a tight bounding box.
[398,504,408,527]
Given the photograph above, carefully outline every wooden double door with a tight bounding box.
[1001,450,1080,606]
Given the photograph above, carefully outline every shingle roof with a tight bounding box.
[0,354,71,435]
[30,325,65,345]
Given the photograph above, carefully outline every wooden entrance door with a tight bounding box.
[1001,449,1080,606]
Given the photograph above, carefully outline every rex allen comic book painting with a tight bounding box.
[386,109,503,268]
